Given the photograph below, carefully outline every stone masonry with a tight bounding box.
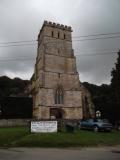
[30,21,95,119]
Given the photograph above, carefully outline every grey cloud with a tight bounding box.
[0,0,120,84]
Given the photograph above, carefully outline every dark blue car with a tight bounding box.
[79,119,112,132]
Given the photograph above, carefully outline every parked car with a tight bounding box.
[79,119,112,132]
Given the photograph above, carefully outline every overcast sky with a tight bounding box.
[0,0,120,85]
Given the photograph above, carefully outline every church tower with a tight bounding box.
[30,21,94,119]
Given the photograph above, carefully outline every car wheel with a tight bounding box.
[93,126,99,132]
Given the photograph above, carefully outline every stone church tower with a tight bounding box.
[30,21,94,119]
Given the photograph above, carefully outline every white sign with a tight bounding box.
[31,121,57,133]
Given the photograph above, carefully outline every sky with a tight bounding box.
[0,0,120,85]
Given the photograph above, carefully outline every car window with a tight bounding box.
[88,119,93,123]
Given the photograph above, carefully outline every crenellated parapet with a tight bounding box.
[43,20,72,31]
[38,20,72,41]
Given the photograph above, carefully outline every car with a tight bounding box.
[79,119,112,132]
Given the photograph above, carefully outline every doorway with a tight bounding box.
[50,108,64,119]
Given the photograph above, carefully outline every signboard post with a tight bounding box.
[31,121,57,133]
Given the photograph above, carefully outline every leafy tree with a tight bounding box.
[0,76,29,96]
[111,50,120,102]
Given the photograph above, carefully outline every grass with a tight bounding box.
[0,127,29,147]
[0,127,120,147]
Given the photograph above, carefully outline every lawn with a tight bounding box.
[0,127,120,147]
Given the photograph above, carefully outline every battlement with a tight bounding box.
[43,20,72,31]
[38,20,72,41]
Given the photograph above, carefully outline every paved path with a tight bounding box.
[0,146,120,160]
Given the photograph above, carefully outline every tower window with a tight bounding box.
[58,32,60,38]
[52,31,54,37]
[58,73,60,78]
[64,34,66,39]
[55,87,64,104]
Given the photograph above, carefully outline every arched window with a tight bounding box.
[55,87,64,104]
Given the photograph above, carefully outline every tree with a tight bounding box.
[0,76,29,96]
[110,50,120,122]
[111,50,120,102]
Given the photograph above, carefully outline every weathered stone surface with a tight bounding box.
[30,21,95,120]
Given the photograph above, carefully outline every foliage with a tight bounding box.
[0,76,32,119]
[0,76,29,97]
[0,97,33,119]
[111,51,120,103]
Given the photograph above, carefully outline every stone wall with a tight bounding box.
[0,119,31,127]
[44,72,80,89]
[35,88,82,108]
[33,106,83,120]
